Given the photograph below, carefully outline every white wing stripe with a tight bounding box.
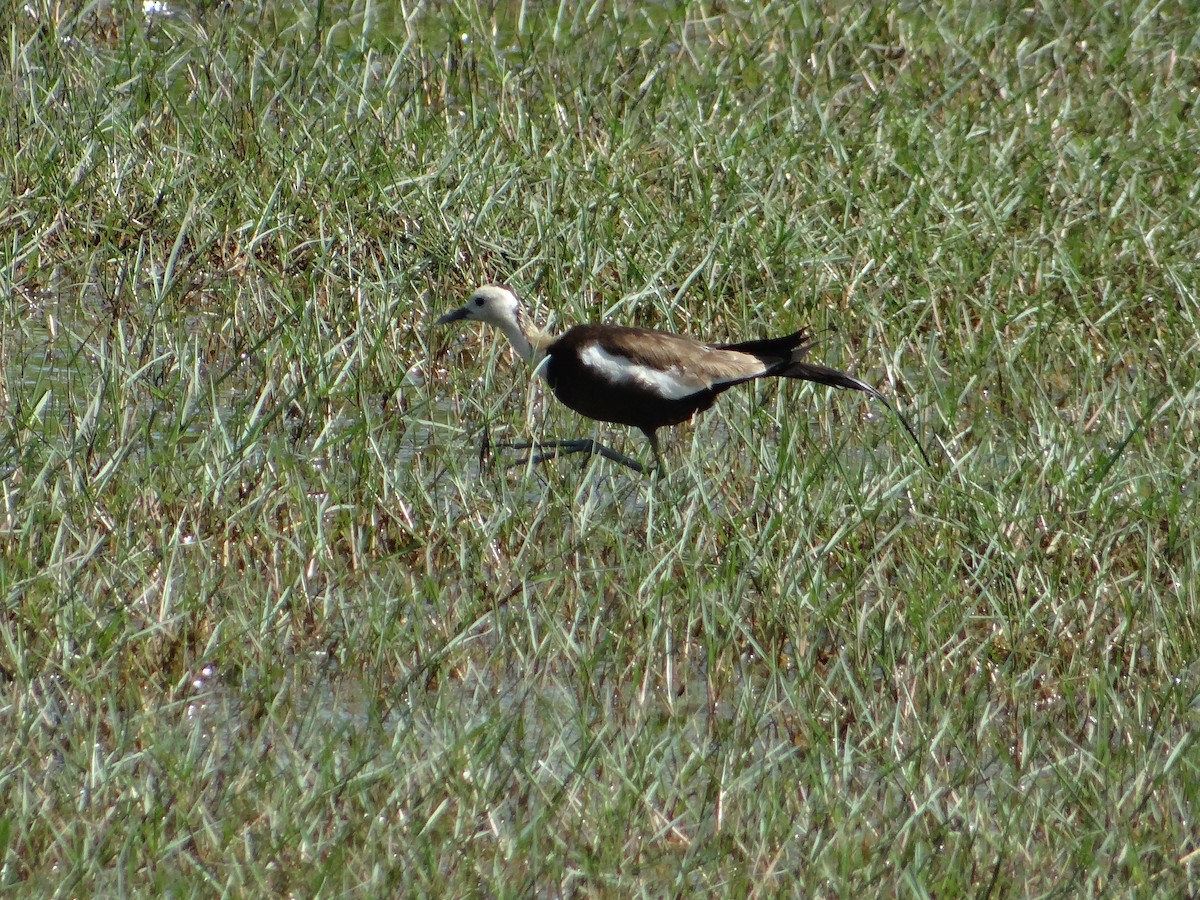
[579,344,706,400]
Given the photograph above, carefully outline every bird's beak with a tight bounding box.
[435,306,469,325]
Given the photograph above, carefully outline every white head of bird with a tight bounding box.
[435,284,538,363]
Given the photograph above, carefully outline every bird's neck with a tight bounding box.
[498,317,549,367]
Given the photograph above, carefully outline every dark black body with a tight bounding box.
[544,354,721,430]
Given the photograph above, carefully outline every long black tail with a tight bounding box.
[780,360,933,468]
[718,328,814,360]
[720,330,932,467]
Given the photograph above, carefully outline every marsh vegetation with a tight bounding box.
[2,0,1198,893]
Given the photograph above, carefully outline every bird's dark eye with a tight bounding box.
[474,296,484,307]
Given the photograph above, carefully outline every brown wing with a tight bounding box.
[554,325,770,394]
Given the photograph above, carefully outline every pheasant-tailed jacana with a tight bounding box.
[436,284,931,472]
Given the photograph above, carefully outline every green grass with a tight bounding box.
[3,0,1199,894]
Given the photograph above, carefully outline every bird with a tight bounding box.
[435,284,931,473]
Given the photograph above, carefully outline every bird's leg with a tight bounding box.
[496,438,646,473]
[525,440,645,473]
[478,424,492,469]
[643,429,666,473]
